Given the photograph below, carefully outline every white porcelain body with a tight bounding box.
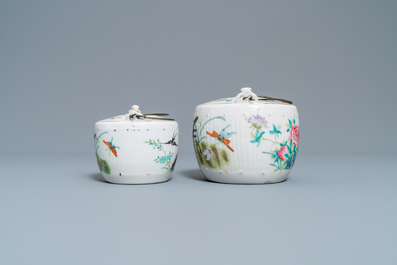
[193,88,299,184]
[95,114,178,184]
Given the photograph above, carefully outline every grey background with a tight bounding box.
[1,154,396,265]
[1,0,396,155]
[1,1,396,264]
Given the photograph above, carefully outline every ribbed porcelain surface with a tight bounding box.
[95,106,178,184]
[193,87,299,184]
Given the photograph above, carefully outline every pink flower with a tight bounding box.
[289,124,299,145]
[101,160,105,167]
[278,146,287,160]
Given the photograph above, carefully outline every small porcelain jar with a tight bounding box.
[95,105,179,184]
[193,87,299,184]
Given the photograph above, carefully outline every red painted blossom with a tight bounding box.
[100,160,105,167]
[289,124,299,145]
[278,146,287,160]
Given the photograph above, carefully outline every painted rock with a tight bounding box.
[95,105,178,184]
[193,87,299,184]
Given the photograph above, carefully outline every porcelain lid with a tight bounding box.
[198,87,294,106]
[96,105,176,124]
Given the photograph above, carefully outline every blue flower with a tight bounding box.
[150,139,162,149]
[156,140,162,149]
[156,156,167,164]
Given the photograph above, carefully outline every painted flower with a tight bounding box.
[151,139,162,149]
[145,139,161,149]
[247,114,269,128]
[202,148,212,161]
[278,146,288,160]
[100,160,105,167]
[157,156,166,164]
[289,125,299,145]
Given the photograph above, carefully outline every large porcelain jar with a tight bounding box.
[193,87,299,184]
[95,105,178,184]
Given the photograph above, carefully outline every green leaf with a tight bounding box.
[287,129,290,132]
[252,123,261,130]
[293,118,296,124]
[289,119,292,128]
[277,125,282,130]
[270,124,277,134]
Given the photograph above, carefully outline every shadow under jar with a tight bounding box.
[192,87,299,184]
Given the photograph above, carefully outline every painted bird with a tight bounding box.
[161,131,178,146]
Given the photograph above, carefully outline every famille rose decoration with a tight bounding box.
[95,105,178,184]
[193,87,300,184]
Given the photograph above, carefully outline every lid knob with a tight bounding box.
[241,87,252,92]
[126,105,144,120]
[131,105,140,112]
[235,87,258,104]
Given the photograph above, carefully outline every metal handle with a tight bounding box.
[125,105,175,121]
[235,87,293,104]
